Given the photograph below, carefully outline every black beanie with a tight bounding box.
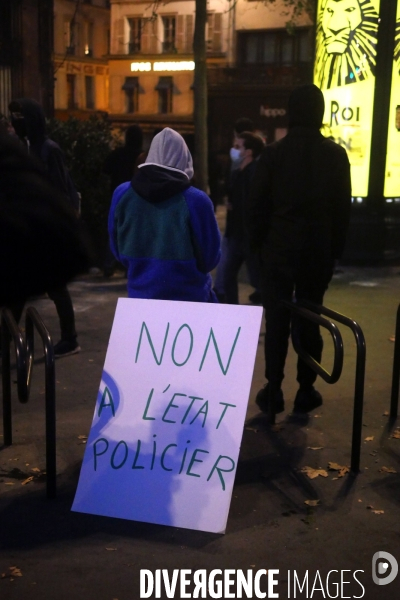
[288,84,325,129]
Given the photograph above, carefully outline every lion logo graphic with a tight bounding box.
[314,0,379,90]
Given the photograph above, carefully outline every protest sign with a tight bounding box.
[72,298,262,534]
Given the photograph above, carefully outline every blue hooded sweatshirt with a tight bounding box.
[108,128,221,302]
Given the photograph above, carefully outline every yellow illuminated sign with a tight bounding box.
[384,5,400,197]
[314,0,380,197]
[131,61,195,72]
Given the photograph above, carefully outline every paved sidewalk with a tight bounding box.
[1,263,400,600]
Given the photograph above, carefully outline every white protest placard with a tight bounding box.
[72,298,262,534]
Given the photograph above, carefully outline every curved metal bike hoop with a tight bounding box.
[283,301,344,384]
[1,307,56,498]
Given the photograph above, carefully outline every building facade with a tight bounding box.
[0,0,54,117]
[108,0,230,148]
[53,0,110,119]
[107,0,314,150]
[208,0,314,151]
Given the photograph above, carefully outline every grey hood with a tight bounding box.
[139,127,194,180]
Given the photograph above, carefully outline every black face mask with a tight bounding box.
[11,115,27,139]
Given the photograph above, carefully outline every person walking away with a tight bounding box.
[108,127,221,302]
[247,84,351,415]
[223,132,265,304]
[103,125,144,277]
[9,98,82,357]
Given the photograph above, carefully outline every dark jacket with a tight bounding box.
[103,125,143,192]
[247,126,351,274]
[0,133,91,304]
[11,98,76,208]
[225,159,258,241]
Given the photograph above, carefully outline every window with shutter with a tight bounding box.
[212,13,222,53]
[162,16,176,53]
[176,15,184,53]
[84,21,94,57]
[112,18,125,54]
[85,76,95,109]
[185,15,194,53]
[128,18,142,53]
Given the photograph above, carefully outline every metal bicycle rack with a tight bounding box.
[280,300,366,474]
[1,307,56,498]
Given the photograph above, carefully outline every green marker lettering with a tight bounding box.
[190,401,208,427]
[160,444,177,471]
[93,437,109,471]
[135,321,170,365]
[162,393,186,423]
[111,440,128,469]
[216,403,237,429]
[98,387,115,417]
[186,449,209,477]
[199,327,241,375]
[171,324,194,366]
[207,455,236,491]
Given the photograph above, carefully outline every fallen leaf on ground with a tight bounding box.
[31,468,40,473]
[105,547,117,551]
[371,510,385,515]
[307,446,324,450]
[271,424,284,432]
[304,500,320,507]
[21,476,34,486]
[245,427,258,433]
[314,415,322,418]
[389,336,395,342]
[2,567,22,578]
[391,431,400,439]
[358,499,363,502]
[383,411,389,416]
[301,466,328,479]
[4,482,14,486]
[364,436,374,441]
[77,435,87,440]
[327,462,350,477]
[379,466,397,474]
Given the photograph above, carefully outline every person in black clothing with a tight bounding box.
[247,84,352,415]
[103,124,143,192]
[9,98,83,357]
[103,124,143,276]
[223,131,265,304]
[0,131,90,308]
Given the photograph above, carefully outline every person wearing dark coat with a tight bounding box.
[223,131,265,304]
[247,84,352,415]
[0,131,90,308]
[8,98,83,357]
[103,124,143,192]
[103,124,143,276]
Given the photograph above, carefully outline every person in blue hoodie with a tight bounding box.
[108,127,221,302]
